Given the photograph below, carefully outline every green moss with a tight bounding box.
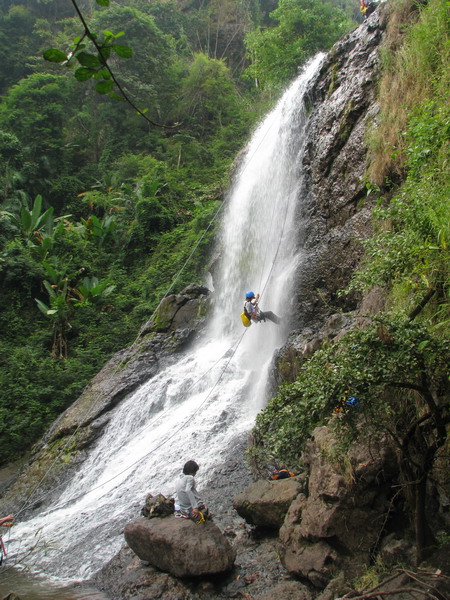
[338,100,354,142]
[327,62,339,97]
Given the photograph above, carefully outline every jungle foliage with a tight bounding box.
[0,0,357,465]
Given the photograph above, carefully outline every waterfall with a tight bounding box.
[9,54,324,582]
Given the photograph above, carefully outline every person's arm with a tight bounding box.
[0,514,14,526]
[250,298,261,320]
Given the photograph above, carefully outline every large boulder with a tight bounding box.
[124,516,236,577]
[279,426,398,587]
[232,477,304,529]
[141,284,210,334]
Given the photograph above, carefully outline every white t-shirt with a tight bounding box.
[175,474,203,511]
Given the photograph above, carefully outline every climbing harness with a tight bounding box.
[192,511,205,525]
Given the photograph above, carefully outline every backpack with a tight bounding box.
[241,304,252,327]
[141,493,175,518]
[271,468,295,480]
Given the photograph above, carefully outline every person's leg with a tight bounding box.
[260,311,281,324]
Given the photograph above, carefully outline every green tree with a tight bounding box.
[0,131,26,203]
[0,73,75,204]
[244,0,353,88]
[0,4,37,93]
[179,53,242,138]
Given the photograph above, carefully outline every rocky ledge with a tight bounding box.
[124,517,236,578]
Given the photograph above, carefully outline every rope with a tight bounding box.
[21,333,244,512]
[16,186,288,522]
[7,176,287,561]
[12,199,227,522]
[259,188,291,300]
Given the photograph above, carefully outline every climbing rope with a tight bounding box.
[21,332,245,514]
[11,88,284,521]
[17,186,288,522]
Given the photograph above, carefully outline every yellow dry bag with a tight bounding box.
[241,311,251,327]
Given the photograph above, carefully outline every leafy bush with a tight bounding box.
[244,0,354,88]
[253,316,449,464]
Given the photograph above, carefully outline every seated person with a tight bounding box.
[174,461,208,522]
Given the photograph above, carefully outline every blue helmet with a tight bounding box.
[245,290,255,299]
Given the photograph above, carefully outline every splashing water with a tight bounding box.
[8,54,324,582]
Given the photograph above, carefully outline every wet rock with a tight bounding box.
[124,516,236,577]
[279,426,398,587]
[140,284,210,335]
[93,546,193,600]
[232,477,304,529]
[257,580,313,600]
[293,10,386,329]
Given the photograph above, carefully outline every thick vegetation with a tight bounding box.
[0,0,357,465]
[252,0,449,561]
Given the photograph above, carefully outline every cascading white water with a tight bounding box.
[9,54,324,582]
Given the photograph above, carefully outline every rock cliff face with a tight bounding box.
[293,11,387,330]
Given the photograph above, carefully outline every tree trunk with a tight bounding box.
[415,475,427,564]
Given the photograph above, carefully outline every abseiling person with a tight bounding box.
[244,291,281,325]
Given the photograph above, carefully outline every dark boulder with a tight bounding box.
[279,426,398,587]
[93,546,194,600]
[124,516,236,577]
[232,477,304,529]
[140,284,210,335]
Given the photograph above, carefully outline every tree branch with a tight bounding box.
[70,0,177,129]
[408,288,436,321]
